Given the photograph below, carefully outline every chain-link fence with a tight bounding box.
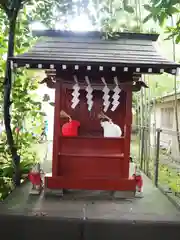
[131,125,180,206]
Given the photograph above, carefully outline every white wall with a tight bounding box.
[150,100,180,158]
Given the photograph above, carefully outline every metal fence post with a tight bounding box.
[154,128,161,187]
[145,127,150,176]
[144,127,147,174]
[140,126,145,170]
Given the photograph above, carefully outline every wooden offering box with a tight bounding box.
[48,136,135,191]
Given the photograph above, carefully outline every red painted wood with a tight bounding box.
[50,83,135,192]
[57,136,127,178]
[57,155,124,178]
[123,89,132,178]
[52,81,61,176]
[60,136,124,155]
[60,153,124,157]
[45,176,136,191]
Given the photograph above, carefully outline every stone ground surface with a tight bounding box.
[1,141,180,222]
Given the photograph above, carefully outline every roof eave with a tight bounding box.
[9,56,180,68]
[9,56,180,75]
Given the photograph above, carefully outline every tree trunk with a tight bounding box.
[139,85,144,169]
[153,97,157,156]
[171,16,180,154]
[3,14,21,186]
[174,76,180,153]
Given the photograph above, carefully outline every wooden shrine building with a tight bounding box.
[10,30,180,196]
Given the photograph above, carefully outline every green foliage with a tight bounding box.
[0,2,45,199]
[24,0,77,28]
[84,0,142,36]
[143,0,180,43]
[159,163,180,194]
[131,137,180,196]
[0,0,83,200]
[0,177,14,200]
[165,20,180,44]
[43,94,50,102]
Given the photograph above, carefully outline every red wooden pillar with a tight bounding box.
[52,81,61,177]
[124,88,132,178]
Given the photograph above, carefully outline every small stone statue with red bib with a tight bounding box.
[29,163,43,195]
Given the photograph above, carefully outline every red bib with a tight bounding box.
[62,120,80,136]
[29,172,42,185]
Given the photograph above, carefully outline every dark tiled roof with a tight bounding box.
[10,31,180,74]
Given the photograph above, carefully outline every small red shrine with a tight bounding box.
[10,31,179,197]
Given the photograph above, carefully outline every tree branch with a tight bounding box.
[3,0,23,186]
[0,3,10,18]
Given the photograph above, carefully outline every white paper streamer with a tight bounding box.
[71,75,80,109]
[85,76,93,111]
[111,77,121,112]
[101,77,110,112]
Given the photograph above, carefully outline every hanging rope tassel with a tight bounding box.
[111,77,121,111]
[85,76,93,111]
[101,77,110,112]
[71,75,80,109]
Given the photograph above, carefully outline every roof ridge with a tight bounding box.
[32,30,159,42]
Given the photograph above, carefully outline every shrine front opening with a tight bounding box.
[46,72,135,192]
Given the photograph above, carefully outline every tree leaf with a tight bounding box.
[124,5,134,14]
[39,111,47,116]
[143,4,152,12]
[158,11,167,26]
[171,0,180,5]
[175,34,180,44]
[168,6,180,15]
[49,102,55,107]
[122,0,128,6]
[143,13,153,23]
[43,94,50,102]
[164,33,174,40]
[154,0,163,8]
